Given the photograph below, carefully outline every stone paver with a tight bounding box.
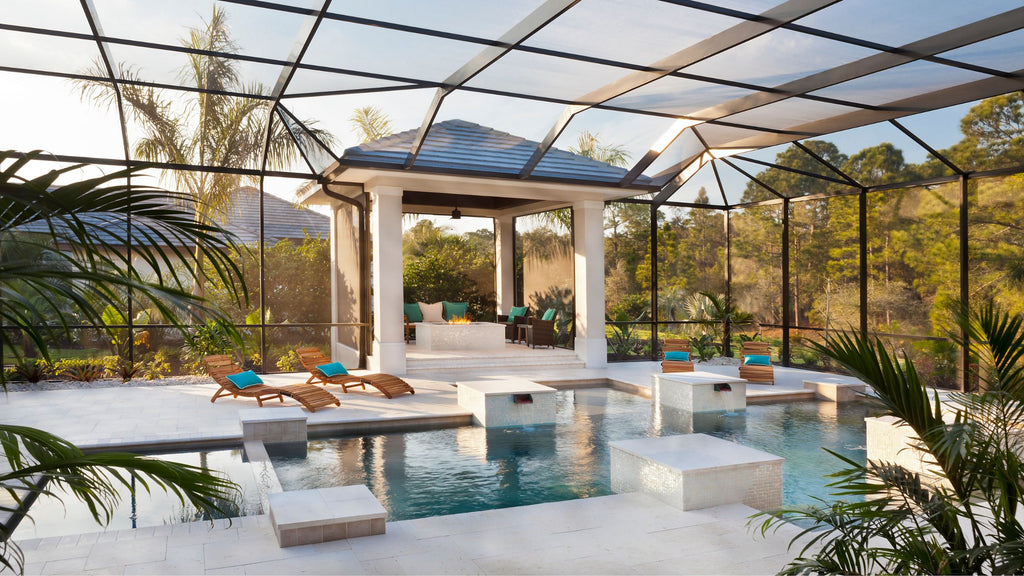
[6,356,846,574]
[20,494,805,575]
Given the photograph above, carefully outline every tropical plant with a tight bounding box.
[755,300,1024,574]
[0,152,250,573]
[276,349,300,372]
[141,351,171,381]
[181,320,235,373]
[103,355,142,382]
[1,425,238,574]
[53,359,106,382]
[0,151,246,370]
[11,359,49,383]
[689,333,719,362]
[75,6,333,300]
[683,291,756,357]
[606,310,647,360]
[569,130,631,167]
[350,105,393,143]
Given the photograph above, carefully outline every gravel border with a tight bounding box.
[3,375,210,392]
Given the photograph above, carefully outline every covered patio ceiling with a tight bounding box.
[4,0,1024,209]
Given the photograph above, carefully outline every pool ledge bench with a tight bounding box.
[269,485,386,547]
[611,434,783,511]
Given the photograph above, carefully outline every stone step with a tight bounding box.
[406,358,586,374]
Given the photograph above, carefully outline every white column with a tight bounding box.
[330,202,361,368]
[573,200,607,368]
[369,185,406,374]
[494,215,516,316]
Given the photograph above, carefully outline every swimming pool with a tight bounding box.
[271,388,876,521]
[14,447,263,540]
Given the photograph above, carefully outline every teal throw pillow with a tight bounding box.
[541,308,556,321]
[317,361,348,377]
[443,301,469,320]
[508,305,529,320]
[664,351,689,361]
[404,302,423,323]
[744,354,771,366]
[226,370,262,389]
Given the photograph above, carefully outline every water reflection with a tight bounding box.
[271,390,878,521]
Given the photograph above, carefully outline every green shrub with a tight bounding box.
[276,350,300,372]
[141,351,171,380]
[181,321,234,374]
[13,359,50,383]
[53,359,105,382]
[102,355,142,382]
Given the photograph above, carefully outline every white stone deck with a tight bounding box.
[4,356,857,574]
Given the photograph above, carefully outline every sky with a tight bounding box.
[0,0,1005,206]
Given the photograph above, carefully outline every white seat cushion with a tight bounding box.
[419,301,444,322]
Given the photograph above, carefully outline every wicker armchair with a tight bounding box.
[498,309,531,342]
[526,317,556,349]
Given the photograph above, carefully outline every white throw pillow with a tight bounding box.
[419,301,444,322]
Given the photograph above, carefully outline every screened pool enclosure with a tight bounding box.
[3,0,1023,386]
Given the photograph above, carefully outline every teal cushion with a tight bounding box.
[404,302,423,323]
[443,301,469,320]
[664,351,689,361]
[317,361,348,377]
[744,354,771,366]
[541,308,556,321]
[226,370,262,389]
[508,306,529,320]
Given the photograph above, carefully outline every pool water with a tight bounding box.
[14,448,262,540]
[271,388,876,521]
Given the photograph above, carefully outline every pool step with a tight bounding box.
[405,345,585,374]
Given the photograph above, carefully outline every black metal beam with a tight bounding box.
[732,155,853,187]
[859,188,868,337]
[794,140,862,187]
[403,0,578,168]
[781,198,791,366]
[959,174,970,391]
[710,160,731,207]
[685,7,1024,123]
[889,119,965,175]
[518,0,840,179]
[719,158,787,199]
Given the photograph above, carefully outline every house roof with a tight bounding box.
[16,186,329,247]
[224,187,330,245]
[343,120,651,185]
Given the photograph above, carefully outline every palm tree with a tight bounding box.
[350,106,394,143]
[569,130,631,167]
[755,300,1024,574]
[0,151,246,573]
[75,6,333,299]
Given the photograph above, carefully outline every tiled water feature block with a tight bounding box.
[652,371,747,413]
[415,321,505,351]
[239,407,307,444]
[804,379,867,402]
[611,434,783,511]
[457,379,556,427]
[269,485,386,547]
[866,415,933,476]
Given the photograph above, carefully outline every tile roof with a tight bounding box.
[344,119,651,185]
[15,186,329,247]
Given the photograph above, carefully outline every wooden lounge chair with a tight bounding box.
[203,355,340,412]
[294,347,415,399]
[739,341,774,384]
[661,338,694,373]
